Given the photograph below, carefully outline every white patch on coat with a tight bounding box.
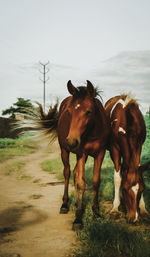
[75,104,80,110]
[133,211,139,222]
[139,193,148,214]
[111,119,118,126]
[131,183,140,222]
[131,183,139,197]
[111,170,121,212]
[118,127,126,134]
[110,95,131,118]
[110,99,125,117]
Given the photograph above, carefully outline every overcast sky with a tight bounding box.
[0,0,150,114]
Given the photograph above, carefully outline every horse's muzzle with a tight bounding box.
[66,137,79,150]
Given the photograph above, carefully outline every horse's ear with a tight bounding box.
[87,80,96,97]
[67,80,77,95]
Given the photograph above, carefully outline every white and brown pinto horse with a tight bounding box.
[105,94,150,223]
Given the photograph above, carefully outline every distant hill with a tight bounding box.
[93,50,150,113]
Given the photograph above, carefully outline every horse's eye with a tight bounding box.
[85,110,92,116]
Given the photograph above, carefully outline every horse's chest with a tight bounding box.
[84,140,102,156]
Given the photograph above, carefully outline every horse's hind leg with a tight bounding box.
[60,149,70,214]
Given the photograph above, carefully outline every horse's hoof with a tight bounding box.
[72,222,83,231]
[110,208,122,216]
[141,210,149,217]
[60,205,69,214]
[110,207,119,213]
[127,218,140,225]
[110,211,122,219]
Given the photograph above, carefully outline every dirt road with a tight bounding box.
[0,140,77,257]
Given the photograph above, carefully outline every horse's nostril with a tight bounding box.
[66,138,79,149]
[73,139,78,148]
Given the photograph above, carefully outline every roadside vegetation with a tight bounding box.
[41,115,150,257]
[4,161,25,176]
[0,134,37,163]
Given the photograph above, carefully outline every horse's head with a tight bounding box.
[122,162,150,223]
[65,80,97,150]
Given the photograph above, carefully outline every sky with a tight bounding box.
[0,0,150,115]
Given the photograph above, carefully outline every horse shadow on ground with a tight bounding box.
[0,202,48,242]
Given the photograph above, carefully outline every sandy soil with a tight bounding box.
[0,140,77,257]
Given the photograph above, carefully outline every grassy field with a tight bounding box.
[0,134,37,163]
[41,115,150,257]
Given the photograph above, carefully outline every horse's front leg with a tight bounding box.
[60,149,70,214]
[73,154,86,230]
[92,150,105,217]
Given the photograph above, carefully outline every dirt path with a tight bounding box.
[0,140,77,257]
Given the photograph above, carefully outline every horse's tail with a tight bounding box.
[14,101,59,141]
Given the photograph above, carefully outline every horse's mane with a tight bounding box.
[73,86,103,102]
[120,93,139,107]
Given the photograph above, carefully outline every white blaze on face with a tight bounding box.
[75,104,80,110]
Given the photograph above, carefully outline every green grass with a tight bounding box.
[4,161,25,175]
[75,220,150,257]
[29,194,43,199]
[4,161,32,180]
[72,197,150,257]
[0,134,37,162]
[33,178,41,183]
[141,116,150,163]
[0,138,15,148]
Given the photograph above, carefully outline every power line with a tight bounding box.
[39,61,49,112]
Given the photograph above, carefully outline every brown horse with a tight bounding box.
[22,80,110,229]
[105,94,150,222]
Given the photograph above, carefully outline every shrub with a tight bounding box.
[0,138,15,148]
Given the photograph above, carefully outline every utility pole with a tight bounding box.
[39,61,49,112]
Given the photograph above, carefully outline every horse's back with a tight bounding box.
[105,94,146,146]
